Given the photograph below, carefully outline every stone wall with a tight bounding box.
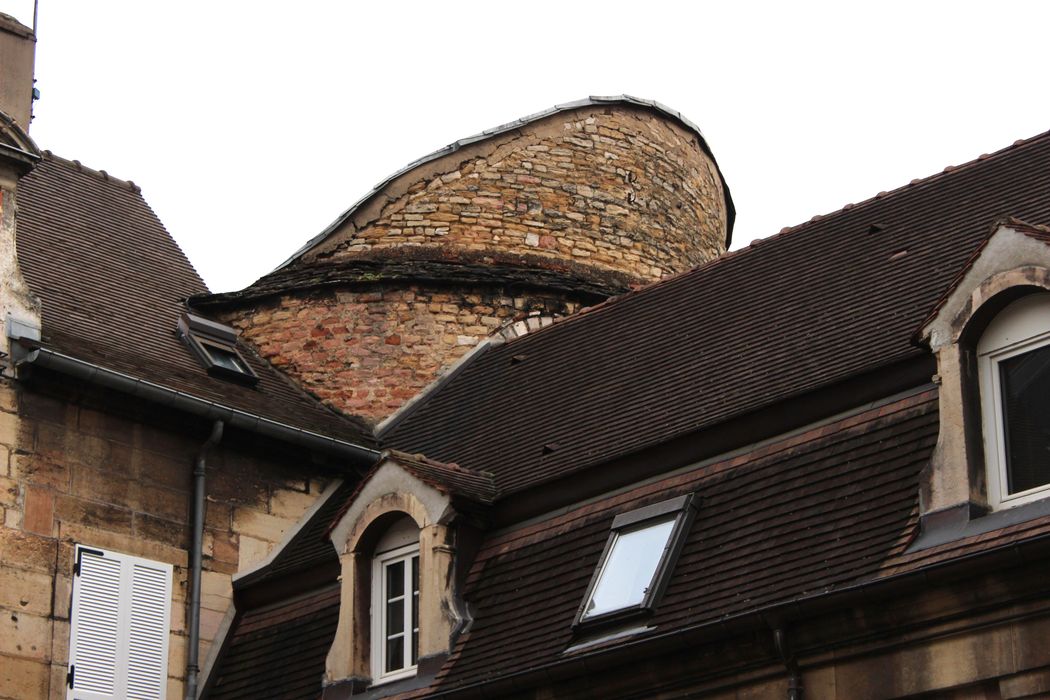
[310,104,728,284]
[0,375,329,699]
[219,284,579,421]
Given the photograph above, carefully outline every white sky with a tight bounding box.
[3,1,1050,293]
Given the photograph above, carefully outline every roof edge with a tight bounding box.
[273,95,736,273]
[376,336,499,439]
[14,343,379,464]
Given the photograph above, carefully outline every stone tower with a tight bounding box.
[196,97,734,423]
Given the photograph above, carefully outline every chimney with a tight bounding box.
[0,12,36,131]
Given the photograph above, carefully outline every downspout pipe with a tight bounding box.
[186,420,223,700]
[773,628,803,700]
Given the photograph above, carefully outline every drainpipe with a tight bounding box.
[186,420,223,700]
[773,627,803,700]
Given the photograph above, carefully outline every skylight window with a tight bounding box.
[178,313,258,385]
[575,494,697,628]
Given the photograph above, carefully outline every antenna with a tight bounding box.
[32,0,38,35]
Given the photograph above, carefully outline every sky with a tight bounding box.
[3,1,1050,293]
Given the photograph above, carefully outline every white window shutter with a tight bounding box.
[68,547,173,700]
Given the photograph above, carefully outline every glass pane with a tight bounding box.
[1000,344,1050,494]
[411,555,419,595]
[386,560,404,600]
[386,599,404,635]
[584,518,676,619]
[385,636,404,674]
[204,344,248,373]
[411,629,418,665]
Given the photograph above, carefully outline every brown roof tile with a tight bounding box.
[381,128,1050,495]
[16,154,372,445]
[206,585,339,700]
[429,390,939,689]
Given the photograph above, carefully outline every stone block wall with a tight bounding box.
[0,376,330,699]
[310,105,728,284]
[220,284,579,421]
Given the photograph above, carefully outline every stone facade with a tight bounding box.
[0,374,330,700]
[219,285,578,419]
[310,105,728,282]
[212,103,731,424]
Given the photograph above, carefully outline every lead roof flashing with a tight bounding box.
[272,95,736,273]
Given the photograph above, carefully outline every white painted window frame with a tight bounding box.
[370,542,419,684]
[67,545,173,700]
[978,294,1050,509]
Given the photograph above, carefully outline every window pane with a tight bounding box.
[386,600,404,635]
[1000,344,1050,494]
[203,344,249,373]
[584,518,676,618]
[386,560,404,600]
[385,636,404,674]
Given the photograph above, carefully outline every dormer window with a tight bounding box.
[978,293,1050,509]
[574,494,696,629]
[371,516,420,684]
[178,312,258,385]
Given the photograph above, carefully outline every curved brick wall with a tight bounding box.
[207,102,731,423]
[218,284,581,420]
[309,104,728,283]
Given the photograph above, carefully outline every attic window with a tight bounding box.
[978,293,1050,509]
[574,494,697,629]
[178,313,258,385]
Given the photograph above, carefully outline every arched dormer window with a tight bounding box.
[977,293,1050,509]
[914,219,1050,545]
[323,451,495,695]
[371,516,420,682]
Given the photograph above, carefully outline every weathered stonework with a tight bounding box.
[218,284,581,420]
[311,105,728,282]
[205,102,731,423]
[0,376,330,700]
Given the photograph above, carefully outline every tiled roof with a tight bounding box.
[383,450,497,504]
[235,480,357,590]
[381,128,1050,494]
[206,584,340,700]
[16,153,373,445]
[427,390,939,690]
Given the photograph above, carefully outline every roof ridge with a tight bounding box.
[769,127,1050,240]
[41,150,142,193]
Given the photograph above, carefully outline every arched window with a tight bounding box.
[370,515,420,683]
[978,292,1050,509]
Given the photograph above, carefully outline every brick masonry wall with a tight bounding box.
[310,105,728,283]
[220,284,580,422]
[0,378,330,699]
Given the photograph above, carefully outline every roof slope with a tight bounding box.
[382,129,1050,493]
[429,389,938,690]
[16,154,371,443]
[207,585,340,700]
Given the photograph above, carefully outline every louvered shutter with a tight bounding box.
[67,546,173,700]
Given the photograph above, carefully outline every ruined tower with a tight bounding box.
[195,97,734,423]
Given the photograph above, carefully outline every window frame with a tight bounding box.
[573,493,697,630]
[370,542,420,684]
[67,545,173,700]
[978,294,1050,509]
[177,312,258,385]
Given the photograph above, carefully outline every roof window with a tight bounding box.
[575,494,697,629]
[178,313,258,385]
